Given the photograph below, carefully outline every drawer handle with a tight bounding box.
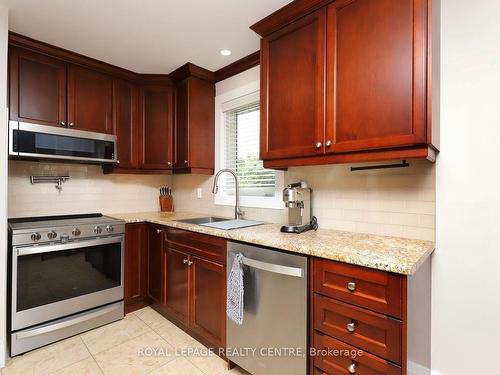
[348,363,357,374]
[347,281,356,292]
[346,321,356,333]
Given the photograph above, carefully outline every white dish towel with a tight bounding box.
[227,253,244,325]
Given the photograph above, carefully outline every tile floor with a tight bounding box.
[1,307,250,375]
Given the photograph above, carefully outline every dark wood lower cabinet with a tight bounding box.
[124,223,148,313]
[190,256,226,348]
[164,247,190,326]
[147,224,165,304]
[127,225,227,350]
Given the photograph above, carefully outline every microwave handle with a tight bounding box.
[16,235,123,257]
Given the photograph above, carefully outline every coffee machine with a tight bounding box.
[280,181,318,233]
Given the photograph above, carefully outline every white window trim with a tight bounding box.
[214,80,284,210]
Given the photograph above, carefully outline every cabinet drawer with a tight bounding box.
[314,294,401,363]
[313,332,401,375]
[166,227,227,264]
[313,259,402,318]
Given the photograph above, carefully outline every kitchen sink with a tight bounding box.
[176,216,230,225]
[176,216,263,230]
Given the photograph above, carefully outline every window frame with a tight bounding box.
[214,79,284,210]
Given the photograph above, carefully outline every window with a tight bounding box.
[215,87,283,209]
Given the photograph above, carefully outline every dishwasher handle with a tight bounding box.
[241,256,303,278]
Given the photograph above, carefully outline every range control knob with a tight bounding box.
[93,226,102,234]
[72,228,81,237]
[30,232,41,241]
[47,231,57,240]
[105,225,114,233]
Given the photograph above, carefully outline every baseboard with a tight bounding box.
[0,338,6,368]
[408,361,432,375]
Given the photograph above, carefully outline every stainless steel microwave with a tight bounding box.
[9,121,117,164]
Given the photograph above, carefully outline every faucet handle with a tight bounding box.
[236,207,245,219]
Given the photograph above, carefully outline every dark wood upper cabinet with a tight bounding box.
[124,223,148,313]
[260,8,326,160]
[252,0,438,168]
[163,247,190,326]
[139,84,173,170]
[326,0,427,153]
[147,225,165,304]
[67,64,113,134]
[190,255,226,348]
[9,47,67,127]
[171,64,215,175]
[113,80,139,169]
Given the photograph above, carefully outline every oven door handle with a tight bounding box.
[15,303,122,340]
[16,236,123,257]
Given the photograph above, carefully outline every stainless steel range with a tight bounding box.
[8,213,125,356]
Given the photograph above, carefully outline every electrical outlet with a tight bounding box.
[196,188,202,199]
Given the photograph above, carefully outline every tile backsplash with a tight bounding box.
[8,159,435,241]
[172,160,435,241]
[8,161,171,218]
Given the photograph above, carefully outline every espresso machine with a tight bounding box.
[280,181,318,233]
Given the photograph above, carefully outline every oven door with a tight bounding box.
[9,121,117,163]
[11,235,124,331]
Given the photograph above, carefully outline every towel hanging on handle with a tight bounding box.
[227,253,244,325]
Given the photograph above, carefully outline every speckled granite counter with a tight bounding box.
[108,211,434,275]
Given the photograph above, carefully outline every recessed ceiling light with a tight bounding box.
[220,49,232,56]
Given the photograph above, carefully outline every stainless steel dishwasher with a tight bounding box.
[227,241,308,375]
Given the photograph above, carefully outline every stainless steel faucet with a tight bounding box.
[212,169,244,220]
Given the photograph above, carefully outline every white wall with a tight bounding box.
[433,1,500,374]
[8,161,172,218]
[0,6,7,368]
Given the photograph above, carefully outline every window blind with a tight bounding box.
[222,102,276,197]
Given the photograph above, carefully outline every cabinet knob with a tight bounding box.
[68,122,75,127]
[167,161,171,166]
[183,259,189,265]
[348,363,357,374]
[346,322,356,333]
[315,142,322,149]
[184,160,188,164]
[347,281,356,292]
[60,121,66,127]
[188,260,194,266]
[325,140,332,147]
[156,229,163,234]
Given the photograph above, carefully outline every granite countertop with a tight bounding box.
[108,211,435,275]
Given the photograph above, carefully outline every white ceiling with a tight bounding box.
[0,0,291,73]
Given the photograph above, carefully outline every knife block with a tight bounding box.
[159,196,174,212]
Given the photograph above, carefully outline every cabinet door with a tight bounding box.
[9,47,67,127]
[124,223,148,311]
[326,0,427,153]
[174,79,189,169]
[113,80,139,168]
[260,8,326,160]
[164,247,190,326]
[174,77,215,173]
[147,225,164,304]
[139,85,173,169]
[67,64,113,134]
[190,256,226,347]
